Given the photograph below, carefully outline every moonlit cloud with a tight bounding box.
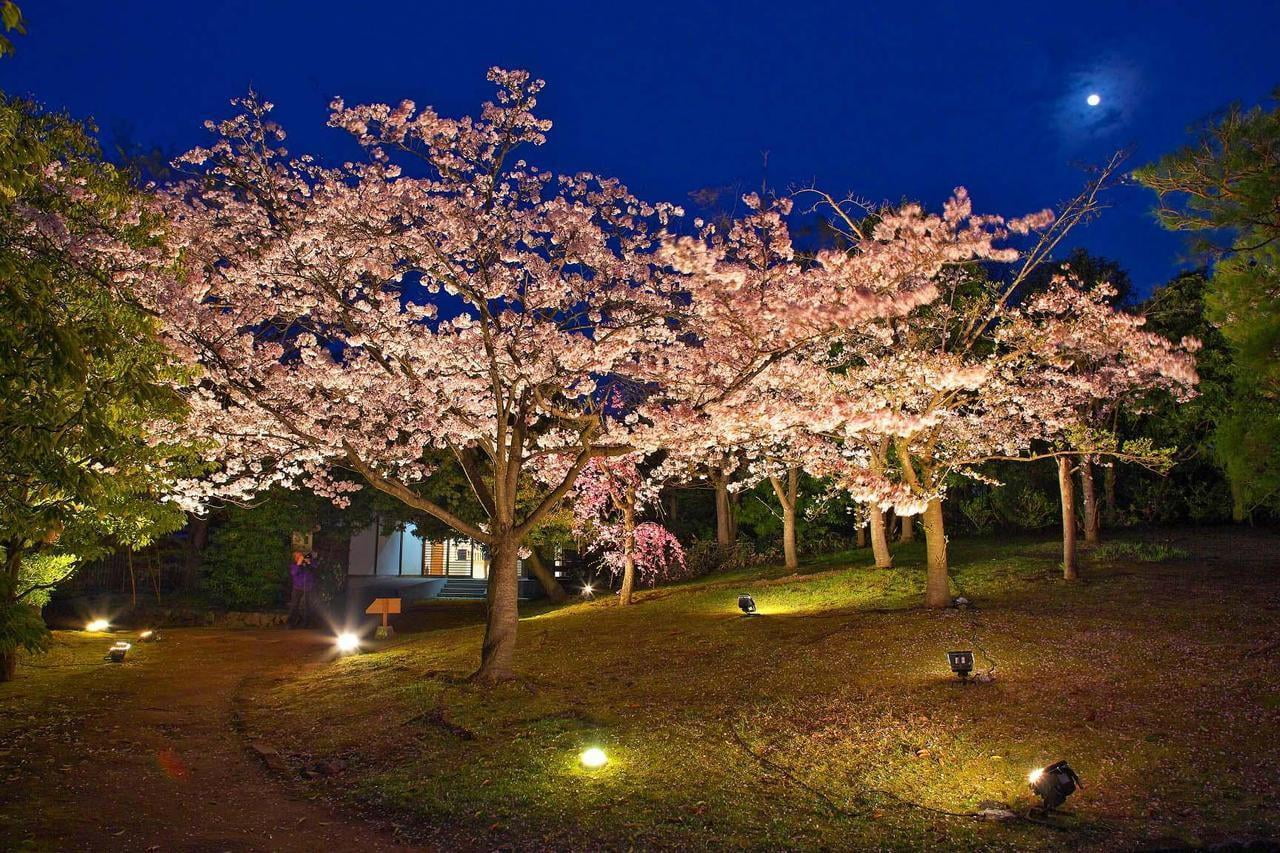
[1054,55,1142,147]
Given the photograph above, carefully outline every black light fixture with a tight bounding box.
[737,594,757,615]
[1028,760,1082,811]
[947,650,974,681]
[105,641,131,663]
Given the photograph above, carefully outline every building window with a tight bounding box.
[457,547,469,562]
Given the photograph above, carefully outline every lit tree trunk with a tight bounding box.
[900,514,915,543]
[1079,458,1100,546]
[922,498,950,608]
[1,546,25,682]
[127,547,137,608]
[619,487,637,606]
[1102,463,1117,525]
[710,466,734,548]
[524,549,567,604]
[869,507,893,568]
[896,439,948,607]
[769,466,801,571]
[1058,456,1079,581]
[475,529,520,683]
[869,440,894,568]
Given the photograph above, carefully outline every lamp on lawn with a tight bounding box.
[1028,760,1082,810]
[947,650,974,681]
[105,641,131,663]
[85,618,109,632]
[737,594,757,615]
[335,631,360,654]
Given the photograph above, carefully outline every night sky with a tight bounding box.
[4,1,1278,297]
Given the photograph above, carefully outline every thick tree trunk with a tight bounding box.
[922,498,950,608]
[1058,456,1079,581]
[182,514,209,591]
[869,507,893,569]
[127,548,137,608]
[711,467,734,548]
[473,534,520,683]
[900,514,915,543]
[2,546,24,681]
[1079,459,1100,546]
[770,467,800,571]
[1230,478,1248,523]
[524,549,568,604]
[619,488,638,606]
[1102,463,1117,525]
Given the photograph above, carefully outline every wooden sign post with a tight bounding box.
[366,597,401,639]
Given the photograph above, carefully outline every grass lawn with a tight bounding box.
[239,528,1280,850]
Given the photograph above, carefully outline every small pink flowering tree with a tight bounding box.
[571,456,685,605]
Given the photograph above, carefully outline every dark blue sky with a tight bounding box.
[4,1,1278,296]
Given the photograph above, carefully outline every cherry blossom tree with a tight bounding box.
[641,193,1026,572]
[809,250,1198,603]
[137,71,1036,679]
[142,71,693,682]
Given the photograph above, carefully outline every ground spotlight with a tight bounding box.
[581,583,595,599]
[138,629,159,642]
[85,619,109,632]
[1028,760,1082,810]
[947,650,974,681]
[580,747,608,769]
[335,631,360,654]
[737,594,757,615]
[105,641,131,662]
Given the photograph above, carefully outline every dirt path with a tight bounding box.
[0,629,423,852]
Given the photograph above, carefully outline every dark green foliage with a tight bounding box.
[0,2,23,58]
[1136,92,1280,519]
[0,95,195,674]
[202,489,365,610]
[736,474,858,552]
[201,505,293,611]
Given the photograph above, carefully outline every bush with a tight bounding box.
[683,539,777,576]
[992,486,1059,530]
[957,494,999,533]
[1092,540,1189,562]
[202,506,291,610]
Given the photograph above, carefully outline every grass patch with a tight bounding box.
[1091,539,1190,562]
[241,529,1280,850]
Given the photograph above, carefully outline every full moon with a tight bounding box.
[1086,93,1102,107]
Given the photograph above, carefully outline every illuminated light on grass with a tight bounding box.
[737,594,757,615]
[581,584,595,598]
[105,641,131,662]
[85,619,109,632]
[335,632,360,654]
[1028,760,1081,810]
[580,747,608,769]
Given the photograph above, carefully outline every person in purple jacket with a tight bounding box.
[287,550,315,628]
